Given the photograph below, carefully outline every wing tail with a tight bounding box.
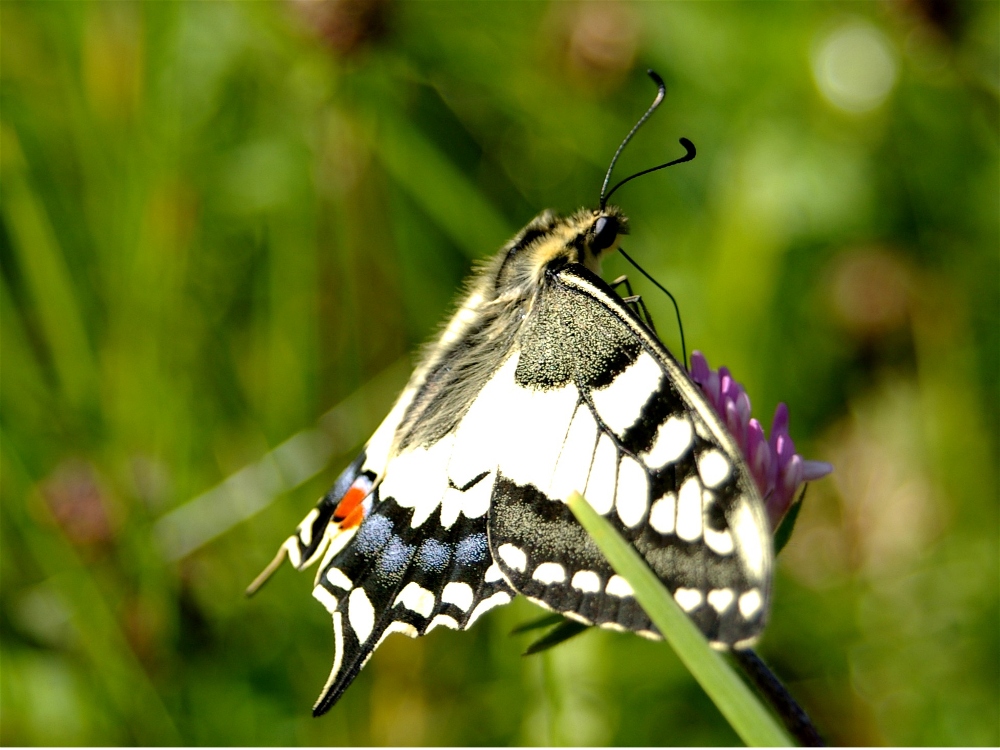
[246,451,369,596]
[307,490,514,714]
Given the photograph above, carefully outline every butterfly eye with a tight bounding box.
[590,216,619,253]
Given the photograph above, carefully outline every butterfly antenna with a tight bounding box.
[603,137,696,207]
[600,71,698,208]
[600,69,667,208]
[618,247,688,371]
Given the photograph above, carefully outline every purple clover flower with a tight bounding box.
[689,350,833,529]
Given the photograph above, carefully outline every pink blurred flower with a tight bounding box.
[689,351,832,529]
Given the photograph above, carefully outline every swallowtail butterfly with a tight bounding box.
[249,71,773,716]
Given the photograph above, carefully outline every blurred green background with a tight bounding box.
[1,0,997,745]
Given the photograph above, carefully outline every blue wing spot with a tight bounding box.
[415,538,451,573]
[455,533,488,565]
[377,536,414,584]
[355,514,392,555]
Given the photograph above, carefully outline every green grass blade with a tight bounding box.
[2,160,98,411]
[366,108,512,259]
[567,491,792,747]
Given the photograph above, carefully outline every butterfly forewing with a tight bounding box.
[485,265,772,647]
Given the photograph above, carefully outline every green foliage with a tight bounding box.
[1,1,997,746]
[773,487,806,557]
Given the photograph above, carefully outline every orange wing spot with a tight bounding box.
[333,486,366,522]
[340,504,366,529]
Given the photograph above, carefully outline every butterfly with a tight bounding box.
[247,71,773,717]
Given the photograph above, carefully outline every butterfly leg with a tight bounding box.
[610,274,635,297]
[610,275,658,334]
[621,295,658,335]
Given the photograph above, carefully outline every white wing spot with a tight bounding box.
[441,581,474,612]
[694,419,713,441]
[644,415,693,469]
[378,434,454,529]
[526,596,552,610]
[484,563,505,583]
[701,489,734,556]
[532,562,567,585]
[674,587,703,612]
[441,470,495,528]
[733,500,767,579]
[606,574,635,598]
[394,581,436,618]
[348,587,375,643]
[571,570,601,593]
[600,622,627,633]
[707,588,735,613]
[638,629,661,641]
[325,567,353,590]
[549,405,599,502]
[297,508,320,547]
[584,434,617,515]
[312,585,338,614]
[314,612,345,712]
[467,591,512,627]
[498,364,578,491]
[649,492,676,535]
[739,589,763,618]
[591,352,663,436]
[676,476,704,541]
[498,543,528,573]
[459,470,494,519]
[697,449,731,488]
[704,526,735,555]
[564,611,592,625]
[426,614,460,633]
[284,536,303,568]
[615,455,648,528]
[447,357,518,490]
[375,620,419,648]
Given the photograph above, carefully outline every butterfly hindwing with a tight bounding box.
[308,462,514,714]
[485,264,772,648]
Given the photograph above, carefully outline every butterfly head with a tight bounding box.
[494,206,629,294]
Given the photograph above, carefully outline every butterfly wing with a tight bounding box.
[485,263,772,648]
[263,380,514,716]
[308,490,513,715]
[264,257,771,714]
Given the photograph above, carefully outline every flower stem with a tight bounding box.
[731,649,825,747]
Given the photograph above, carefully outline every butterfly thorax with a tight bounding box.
[393,207,630,454]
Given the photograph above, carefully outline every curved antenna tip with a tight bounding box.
[647,69,666,89]
[602,136,698,206]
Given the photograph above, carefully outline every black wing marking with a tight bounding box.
[309,489,513,715]
[486,263,772,648]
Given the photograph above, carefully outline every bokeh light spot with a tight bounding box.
[813,21,898,113]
